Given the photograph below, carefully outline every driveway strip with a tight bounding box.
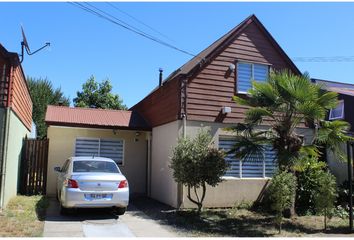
[43,198,177,237]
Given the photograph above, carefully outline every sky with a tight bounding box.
[1,2,354,108]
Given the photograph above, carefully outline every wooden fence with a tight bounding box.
[19,138,49,195]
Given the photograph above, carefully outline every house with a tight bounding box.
[44,106,151,197]
[44,14,315,208]
[0,44,32,208]
[130,14,314,208]
[312,78,354,184]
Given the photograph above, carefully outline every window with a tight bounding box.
[75,138,124,165]
[73,161,120,173]
[329,100,344,120]
[237,62,269,93]
[219,137,277,178]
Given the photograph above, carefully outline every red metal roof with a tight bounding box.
[45,105,150,130]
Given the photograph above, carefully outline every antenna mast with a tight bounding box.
[20,25,50,63]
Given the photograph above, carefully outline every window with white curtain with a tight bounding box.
[237,62,269,93]
[219,136,277,178]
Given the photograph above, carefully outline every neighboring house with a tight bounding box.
[44,106,151,197]
[312,78,354,184]
[0,44,32,208]
[131,14,314,208]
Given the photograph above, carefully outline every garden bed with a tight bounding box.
[131,196,351,237]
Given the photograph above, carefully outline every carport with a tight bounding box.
[44,105,151,197]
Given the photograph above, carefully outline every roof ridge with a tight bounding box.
[47,105,132,113]
[312,78,354,87]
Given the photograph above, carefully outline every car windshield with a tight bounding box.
[73,160,120,173]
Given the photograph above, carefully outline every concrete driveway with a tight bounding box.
[43,198,178,237]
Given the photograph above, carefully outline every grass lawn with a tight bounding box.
[131,197,350,237]
[0,195,49,237]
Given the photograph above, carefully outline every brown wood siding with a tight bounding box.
[187,21,295,123]
[0,59,10,108]
[131,79,180,127]
[10,64,32,130]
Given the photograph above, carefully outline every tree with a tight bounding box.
[228,70,351,215]
[267,171,297,233]
[73,76,127,110]
[313,171,338,230]
[27,77,70,139]
[170,129,229,213]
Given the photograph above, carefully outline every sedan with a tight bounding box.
[54,156,129,215]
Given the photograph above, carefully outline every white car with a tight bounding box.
[54,156,129,215]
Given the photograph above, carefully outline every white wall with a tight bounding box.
[150,121,180,207]
[327,143,348,184]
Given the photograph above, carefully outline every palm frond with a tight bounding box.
[316,91,338,110]
[316,120,353,161]
[245,107,274,124]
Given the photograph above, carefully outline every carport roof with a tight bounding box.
[45,105,151,131]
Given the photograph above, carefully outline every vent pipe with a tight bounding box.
[159,68,163,87]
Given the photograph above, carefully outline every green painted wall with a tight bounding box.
[2,110,30,208]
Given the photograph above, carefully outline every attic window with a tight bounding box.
[236,62,269,93]
[329,100,344,120]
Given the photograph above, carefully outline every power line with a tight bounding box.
[68,2,196,57]
[292,56,354,62]
[106,2,174,42]
[84,2,157,40]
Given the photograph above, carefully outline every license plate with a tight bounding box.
[90,194,107,199]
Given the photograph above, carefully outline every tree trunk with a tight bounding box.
[324,209,327,231]
[186,184,207,214]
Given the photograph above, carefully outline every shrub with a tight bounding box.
[295,156,327,215]
[170,129,229,213]
[314,170,338,230]
[267,171,297,233]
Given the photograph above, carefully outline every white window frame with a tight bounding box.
[329,100,345,120]
[74,137,125,166]
[236,61,270,94]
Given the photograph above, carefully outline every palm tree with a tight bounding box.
[229,70,351,171]
[228,70,352,216]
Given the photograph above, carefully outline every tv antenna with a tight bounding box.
[20,25,50,63]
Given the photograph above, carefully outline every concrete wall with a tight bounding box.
[182,179,270,208]
[150,121,180,207]
[179,120,313,208]
[46,126,148,196]
[2,110,30,207]
[327,143,348,184]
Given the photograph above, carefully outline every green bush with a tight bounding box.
[295,156,327,215]
[267,171,297,233]
[314,170,338,230]
[170,129,229,213]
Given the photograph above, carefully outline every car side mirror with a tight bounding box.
[54,166,61,172]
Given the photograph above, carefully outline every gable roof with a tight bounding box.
[45,105,150,130]
[131,14,301,110]
[164,14,301,83]
[312,78,354,97]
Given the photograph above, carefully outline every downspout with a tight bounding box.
[146,132,152,197]
[177,77,188,209]
[0,64,6,209]
[0,65,12,209]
